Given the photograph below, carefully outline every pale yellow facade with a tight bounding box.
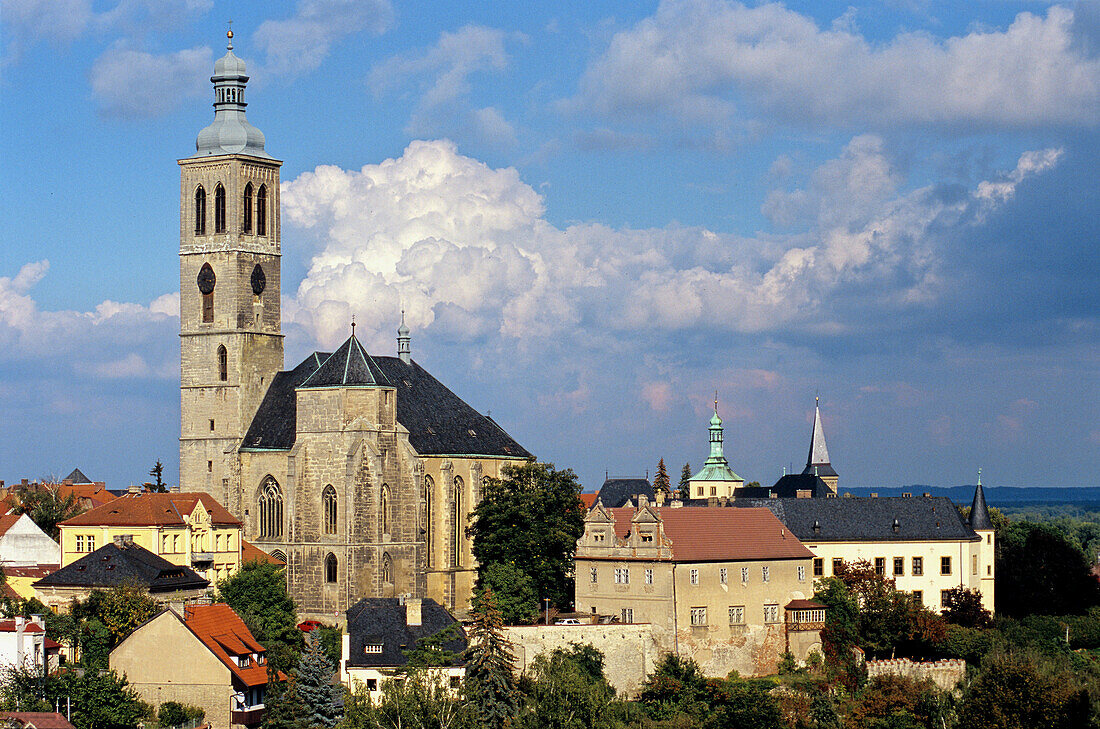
[59,502,244,584]
[804,527,995,613]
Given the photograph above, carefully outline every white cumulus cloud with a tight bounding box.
[570,1,1100,129]
[90,45,212,117]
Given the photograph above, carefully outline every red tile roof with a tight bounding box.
[578,493,598,509]
[606,506,814,562]
[60,492,241,528]
[4,565,60,580]
[242,540,284,565]
[182,603,280,687]
[1,712,75,729]
[0,619,44,633]
[0,514,22,537]
[54,483,116,510]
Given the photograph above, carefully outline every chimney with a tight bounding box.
[406,598,422,627]
[637,494,649,509]
[113,534,133,547]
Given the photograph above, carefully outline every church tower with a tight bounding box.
[801,397,838,493]
[179,30,284,506]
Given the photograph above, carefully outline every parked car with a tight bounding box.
[555,618,580,625]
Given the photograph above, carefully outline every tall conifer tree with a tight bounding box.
[653,458,670,496]
[464,587,519,729]
[296,630,343,727]
[679,463,693,498]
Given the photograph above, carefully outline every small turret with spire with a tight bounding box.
[687,394,744,500]
[802,396,838,493]
[969,468,993,531]
[397,310,411,364]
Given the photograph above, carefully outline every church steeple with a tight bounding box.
[397,311,411,364]
[802,397,838,492]
[688,395,744,500]
[193,28,271,159]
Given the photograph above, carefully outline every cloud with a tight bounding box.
[369,25,522,147]
[0,261,177,378]
[569,1,1100,129]
[281,137,1062,354]
[253,0,394,78]
[90,45,212,117]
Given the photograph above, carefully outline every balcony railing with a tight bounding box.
[231,707,265,726]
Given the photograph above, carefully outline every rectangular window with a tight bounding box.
[912,590,923,606]
[690,607,707,626]
[874,557,886,576]
[813,557,824,577]
[741,567,749,584]
[972,554,978,575]
[614,568,630,584]
[832,558,843,575]
[720,568,727,584]
[87,536,95,551]
[941,556,952,575]
[364,644,383,654]
[209,419,215,431]
[645,569,653,585]
[710,486,717,496]
[366,679,378,692]
[912,556,923,576]
[641,533,653,542]
[797,565,806,582]
[729,605,744,624]
[75,535,84,553]
[763,604,779,623]
[893,557,904,576]
[590,567,598,584]
[690,569,699,585]
[621,608,634,624]
[941,590,951,608]
[762,566,769,582]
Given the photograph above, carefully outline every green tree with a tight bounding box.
[958,650,1093,729]
[703,675,783,729]
[653,458,670,497]
[679,463,693,498]
[403,623,464,668]
[515,644,624,729]
[477,561,538,625]
[941,586,992,628]
[157,701,205,728]
[0,665,150,729]
[297,629,343,728]
[12,482,83,540]
[71,586,158,646]
[463,588,519,729]
[638,653,708,720]
[263,667,307,729]
[147,460,168,492]
[468,461,585,610]
[997,521,1100,617]
[360,670,469,729]
[216,561,301,671]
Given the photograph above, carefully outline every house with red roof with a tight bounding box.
[574,497,824,677]
[1,712,75,729]
[0,616,60,672]
[110,603,284,729]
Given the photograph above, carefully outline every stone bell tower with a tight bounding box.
[179,29,284,504]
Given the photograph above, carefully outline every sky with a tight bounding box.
[1,0,1097,492]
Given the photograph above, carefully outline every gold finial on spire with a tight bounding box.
[227,20,234,50]
[714,390,719,414]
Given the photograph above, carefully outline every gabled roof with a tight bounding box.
[183,603,274,687]
[298,334,391,389]
[0,513,23,537]
[64,468,92,484]
[241,351,532,460]
[595,479,653,508]
[54,482,116,509]
[603,507,814,562]
[345,598,467,668]
[578,493,598,509]
[733,496,979,542]
[766,474,833,498]
[0,619,44,634]
[33,542,209,593]
[242,539,284,565]
[60,492,240,528]
[1,712,75,729]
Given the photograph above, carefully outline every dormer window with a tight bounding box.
[593,532,605,542]
[364,644,383,654]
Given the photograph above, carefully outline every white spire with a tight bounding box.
[807,397,831,467]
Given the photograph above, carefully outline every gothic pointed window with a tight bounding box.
[380,484,391,536]
[194,186,206,234]
[198,263,216,323]
[451,476,464,568]
[258,477,283,538]
[214,184,226,233]
[217,345,228,381]
[242,183,253,233]
[322,485,337,535]
[325,553,337,583]
[423,476,434,567]
[257,185,267,236]
[381,552,394,597]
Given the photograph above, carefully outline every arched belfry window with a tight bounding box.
[451,476,464,568]
[217,344,227,381]
[197,263,215,323]
[242,183,253,233]
[322,485,337,535]
[256,185,267,236]
[194,186,206,234]
[258,477,283,539]
[325,553,338,583]
[380,484,391,537]
[423,476,434,567]
[214,184,226,233]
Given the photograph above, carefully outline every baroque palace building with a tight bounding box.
[178,34,531,619]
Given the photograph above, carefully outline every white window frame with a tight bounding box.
[644,568,653,585]
[729,605,744,624]
[690,568,699,585]
[590,567,598,583]
[741,566,749,584]
[762,565,769,582]
[690,606,707,626]
[763,604,779,623]
[614,567,630,584]
[720,568,727,584]
[797,565,805,582]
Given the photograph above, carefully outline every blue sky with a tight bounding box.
[1,0,1097,492]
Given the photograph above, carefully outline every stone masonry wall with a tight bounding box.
[865,658,966,692]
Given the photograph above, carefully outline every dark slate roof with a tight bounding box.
[240,352,532,460]
[768,474,834,498]
[64,468,92,484]
[345,598,466,668]
[240,354,325,450]
[968,483,993,530]
[731,496,980,542]
[34,542,209,592]
[596,478,653,508]
[801,463,838,478]
[299,334,391,389]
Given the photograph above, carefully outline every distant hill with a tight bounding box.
[842,485,1100,507]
